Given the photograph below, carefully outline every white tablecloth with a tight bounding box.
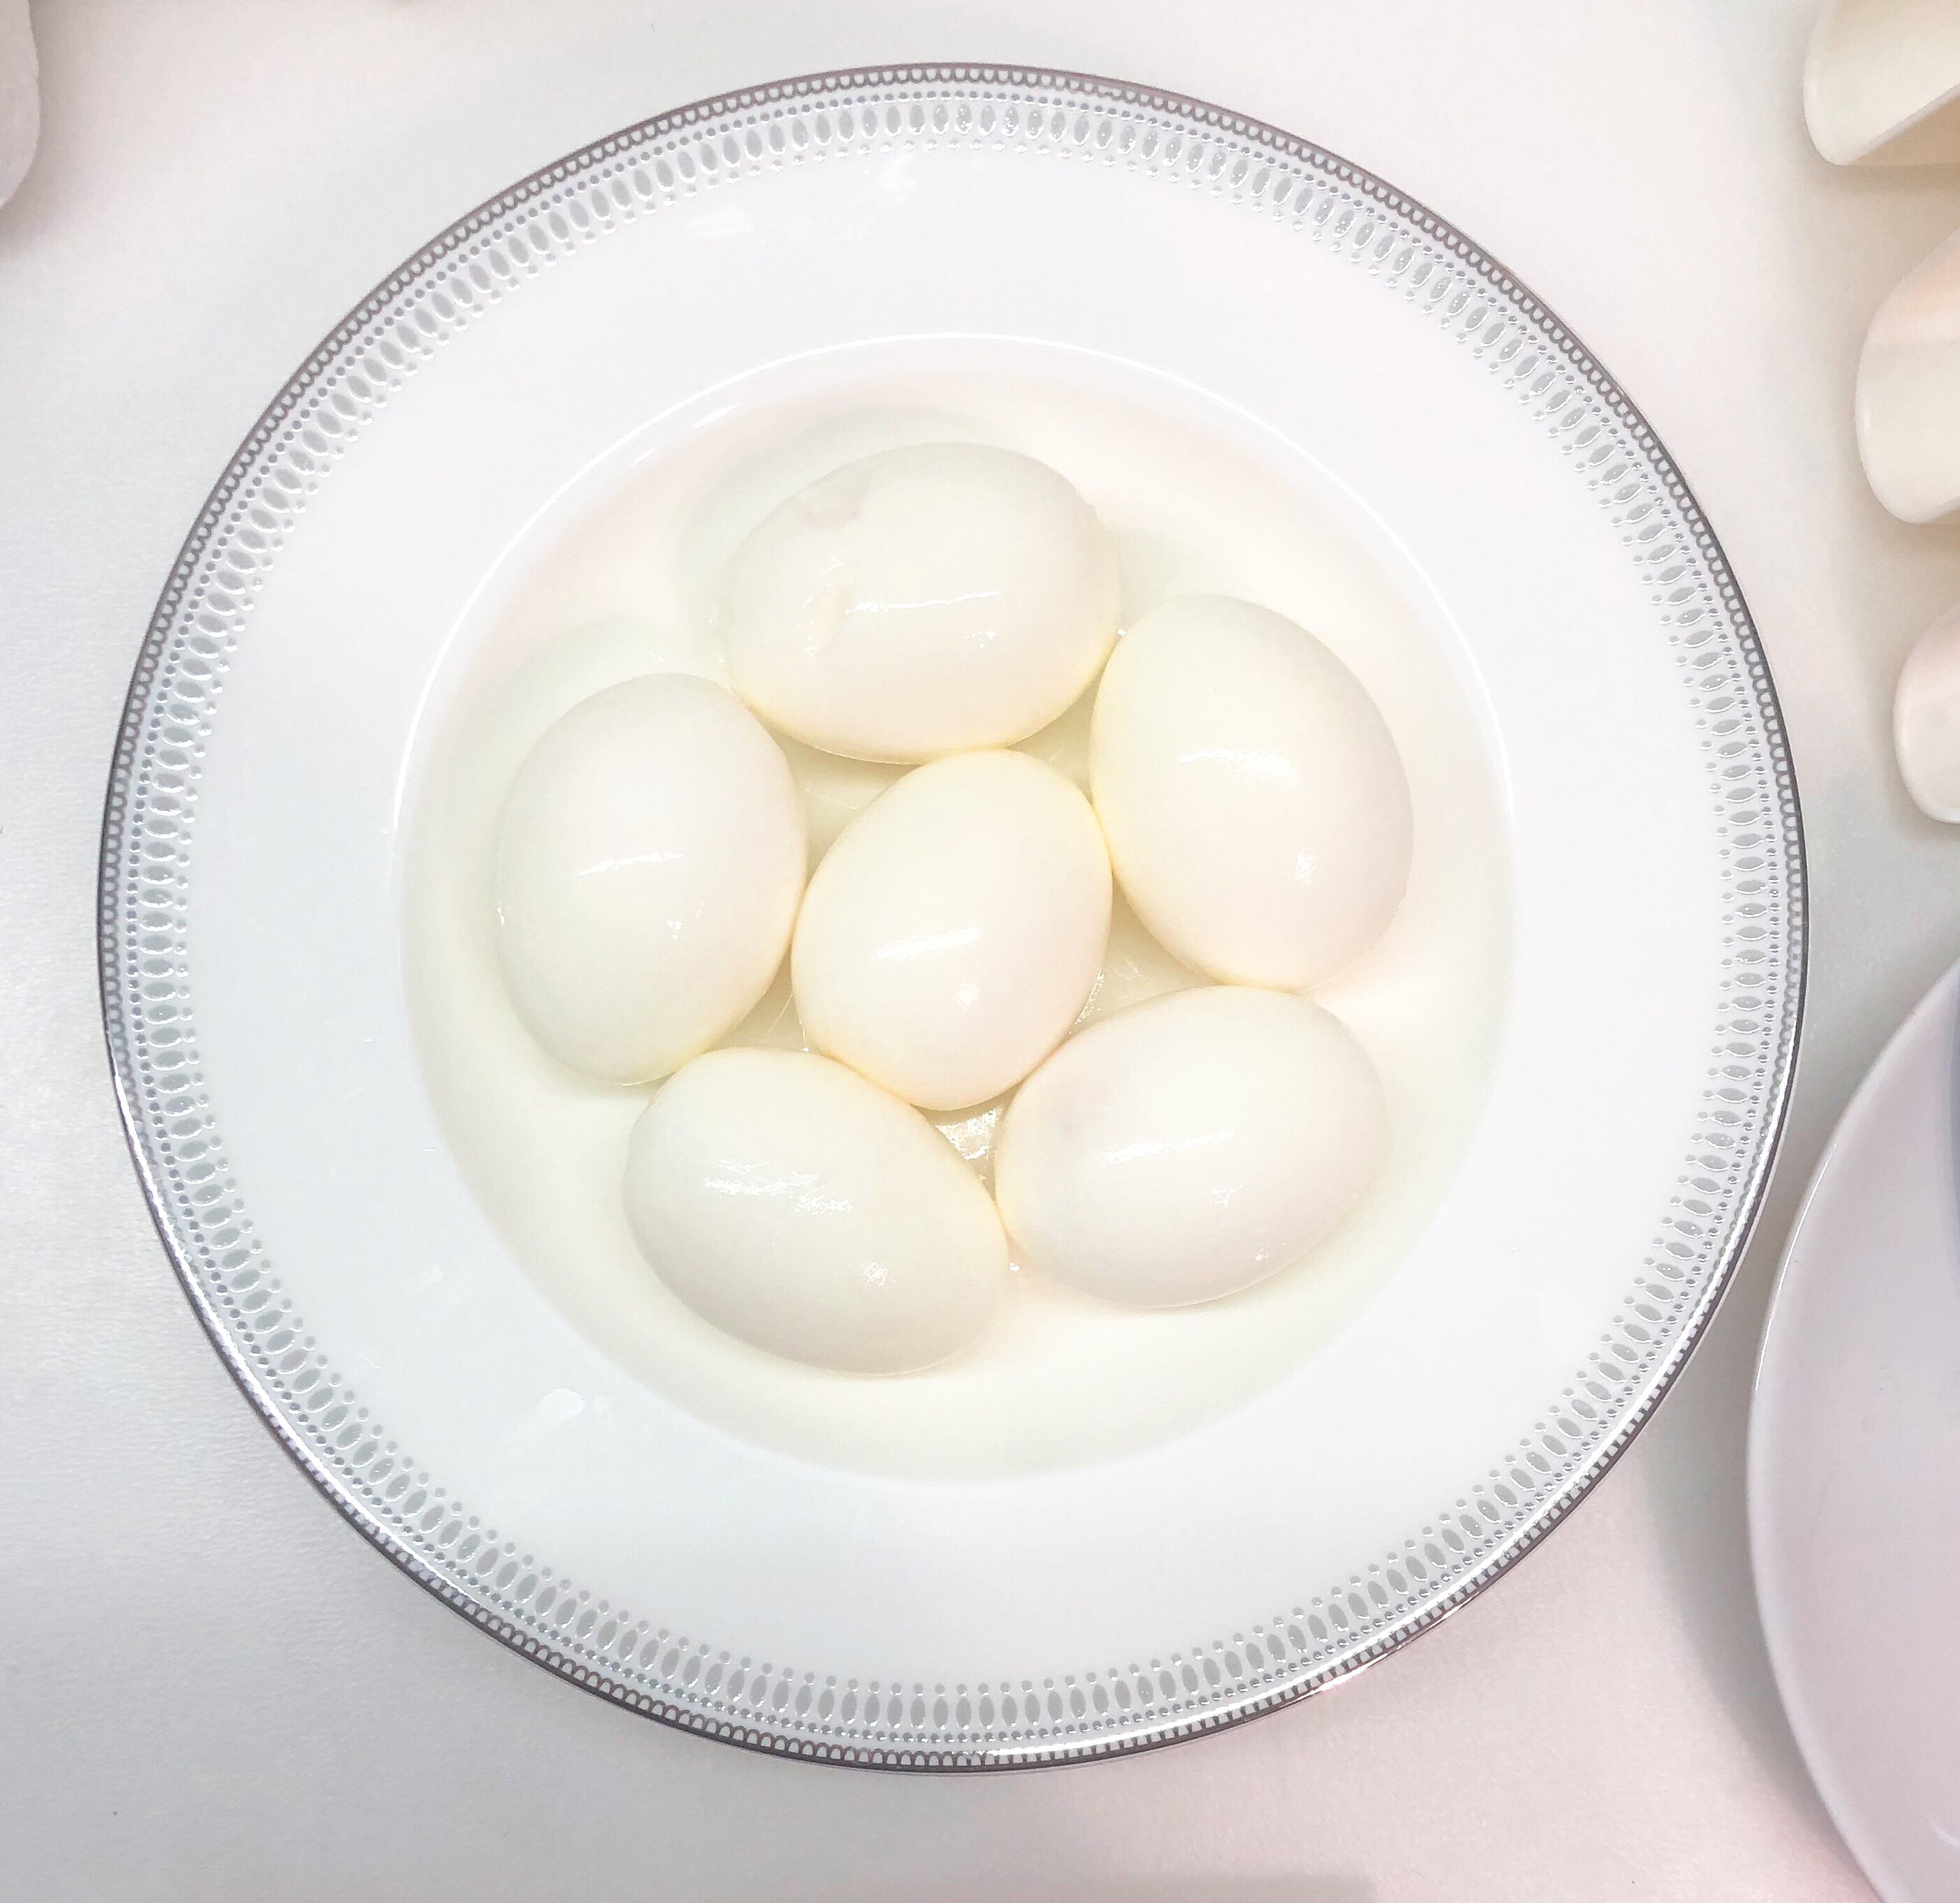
[6,2,1959,1895]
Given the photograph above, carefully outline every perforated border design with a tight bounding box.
[98,65,1804,1769]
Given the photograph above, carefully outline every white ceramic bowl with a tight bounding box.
[100,66,1802,1768]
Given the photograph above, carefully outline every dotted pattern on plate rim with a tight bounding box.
[98,65,1804,1769]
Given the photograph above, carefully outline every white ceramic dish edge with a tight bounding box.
[1750,964,1960,1899]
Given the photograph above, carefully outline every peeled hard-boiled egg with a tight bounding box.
[725,443,1121,763]
[623,1047,1008,1373]
[494,674,805,1084]
[1091,595,1413,989]
[1895,598,1960,821]
[792,751,1111,1111]
[994,985,1388,1308]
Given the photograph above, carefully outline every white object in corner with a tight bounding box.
[1857,225,1960,524]
[0,0,37,209]
[1806,0,1960,165]
[1894,599,1960,820]
[1751,961,1960,1903]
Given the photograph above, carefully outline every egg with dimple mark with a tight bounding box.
[493,674,805,1084]
[623,1047,1008,1373]
[995,985,1388,1308]
[725,442,1121,763]
[1092,595,1413,989]
[793,750,1112,1112]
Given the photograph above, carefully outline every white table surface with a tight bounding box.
[6,2,1960,1897]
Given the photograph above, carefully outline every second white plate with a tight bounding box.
[1753,964,1960,1900]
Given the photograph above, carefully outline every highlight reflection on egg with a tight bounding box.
[793,751,1112,1112]
[994,985,1388,1308]
[623,1047,1008,1373]
[1092,595,1413,988]
[494,674,805,1084]
[725,442,1120,763]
